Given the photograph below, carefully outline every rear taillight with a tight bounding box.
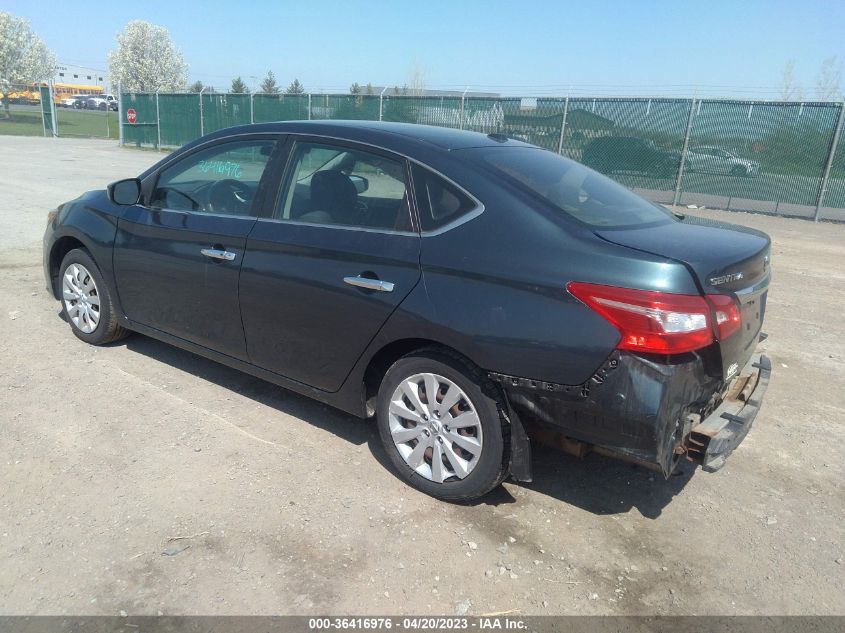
[568,282,713,354]
[570,282,749,356]
[706,294,741,340]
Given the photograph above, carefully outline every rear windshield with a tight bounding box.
[467,146,675,229]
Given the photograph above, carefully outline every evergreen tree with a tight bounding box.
[230,76,249,93]
[286,79,305,94]
[260,70,280,94]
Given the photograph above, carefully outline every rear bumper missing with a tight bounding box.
[686,353,771,471]
[493,347,771,478]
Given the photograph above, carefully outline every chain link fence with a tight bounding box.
[6,82,845,221]
[1,81,118,139]
[1,82,51,136]
[116,88,845,221]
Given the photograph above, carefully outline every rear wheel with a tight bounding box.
[376,349,509,501]
[59,248,129,345]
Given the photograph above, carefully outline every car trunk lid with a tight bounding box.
[595,215,771,380]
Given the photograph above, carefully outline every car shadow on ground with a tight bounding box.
[516,443,695,519]
[122,334,374,448]
[119,331,694,520]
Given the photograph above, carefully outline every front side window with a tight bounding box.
[468,146,675,229]
[277,142,411,231]
[151,140,277,216]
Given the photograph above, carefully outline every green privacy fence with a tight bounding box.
[38,85,57,136]
[118,90,845,221]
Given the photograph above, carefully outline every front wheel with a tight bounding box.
[731,165,747,177]
[59,248,129,345]
[376,349,510,501]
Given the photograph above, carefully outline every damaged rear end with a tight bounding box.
[470,146,772,478]
[504,216,772,478]
[592,215,773,473]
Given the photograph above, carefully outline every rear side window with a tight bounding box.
[411,165,477,232]
[277,142,412,231]
[470,147,675,229]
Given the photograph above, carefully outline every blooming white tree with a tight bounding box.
[0,11,56,118]
[108,20,188,93]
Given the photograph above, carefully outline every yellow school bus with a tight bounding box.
[52,83,105,106]
[0,82,104,106]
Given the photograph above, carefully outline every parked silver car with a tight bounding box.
[686,146,760,177]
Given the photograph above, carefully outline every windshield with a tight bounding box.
[467,146,675,229]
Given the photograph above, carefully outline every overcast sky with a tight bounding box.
[7,0,845,98]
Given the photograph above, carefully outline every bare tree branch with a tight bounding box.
[816,56,843,102]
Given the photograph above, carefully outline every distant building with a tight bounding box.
[54,63,109,88]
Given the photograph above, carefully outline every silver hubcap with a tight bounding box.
[388,373,483,483]
[62,263,100,334]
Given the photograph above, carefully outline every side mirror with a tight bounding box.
[107,178,141,205]
[349,175,369,194]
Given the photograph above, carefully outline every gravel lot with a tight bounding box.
[1,136,843,616]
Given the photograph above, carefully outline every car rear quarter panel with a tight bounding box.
[409,178,700,386]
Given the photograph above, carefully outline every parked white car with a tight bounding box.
[686,146,760,177]
[60,94,87,108]
[85,94,117,110]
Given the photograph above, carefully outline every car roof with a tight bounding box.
[200,120,532,153]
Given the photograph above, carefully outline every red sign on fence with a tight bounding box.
[126,108,137,124]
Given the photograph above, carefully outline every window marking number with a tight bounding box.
[197,159,243,179]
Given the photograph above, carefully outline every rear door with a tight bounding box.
[239,138,421,392]
[113,136,282,360]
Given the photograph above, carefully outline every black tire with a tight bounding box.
[376,348,510,501]
[731,165,747,177]
[59,248,129,345]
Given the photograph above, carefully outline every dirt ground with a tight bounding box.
[1,136,843,616]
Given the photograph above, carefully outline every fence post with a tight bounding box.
[673,98,697,207]
[460,87,468,130]
[814,101,845,221]
[307,93,312,120]
[250,92,254,124]
[556,96,570,154]
[118,81,124,146]
[199,87,205,136]
[379,87,387,121]
[155,91,161,149]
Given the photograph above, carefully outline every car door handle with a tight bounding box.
[343,276,395,292]
[200,248,237,262]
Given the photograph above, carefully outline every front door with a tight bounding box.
[239,139,422,391]
[113,137,281,360]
